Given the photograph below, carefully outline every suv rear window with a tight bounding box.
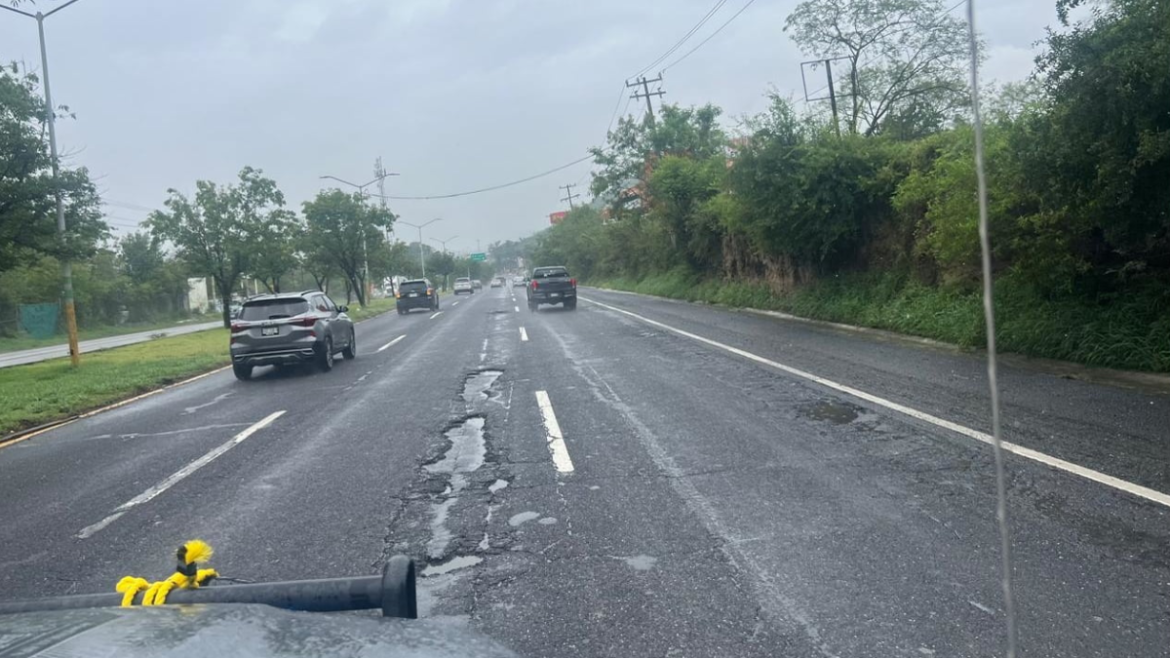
[456,278,470,283]
[400,281,428,293]
[533,268,568,278]
[241,298,309,320]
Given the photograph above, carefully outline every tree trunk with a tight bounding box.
[347,273,367,306]
[272,276,281,293]
[215,277,233,328]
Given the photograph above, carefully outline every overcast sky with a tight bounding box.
[1,0,1065,254]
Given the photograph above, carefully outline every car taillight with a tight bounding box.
[293,317,317,327]
[531,280,539,290]
[395,292,401,299]
[570,278,576,288]
[230,323,245,334]
[427,288,433,295]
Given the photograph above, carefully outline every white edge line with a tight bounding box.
[78,410,286,539]
[581,296,1170,509]
[535,391,574,473]
[430,311,443,320]
[377,335,407,352]
[452,301,459,306]
[519,327,529,342]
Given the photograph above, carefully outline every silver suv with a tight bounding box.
[229,291,355,380]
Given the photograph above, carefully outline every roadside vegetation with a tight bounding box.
[532,0,1170,372]
[0,330,230,436]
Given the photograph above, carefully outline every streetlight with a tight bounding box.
[398,218,442,278]
[318,172,399,301]
[3,0,86,367]
[430,235,459,290]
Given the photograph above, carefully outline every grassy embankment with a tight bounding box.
[592,270,1170,373]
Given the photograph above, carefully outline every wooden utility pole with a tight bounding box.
[627,75,665,126]
[559,183,580,209]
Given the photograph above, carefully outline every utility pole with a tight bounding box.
[627,75,665,126]
[559,183,580,209]
[3,0,86,366]
[800,57,855,138]
[825,59,840,138]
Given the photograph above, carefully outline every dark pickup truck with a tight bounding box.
[527,266,577,311]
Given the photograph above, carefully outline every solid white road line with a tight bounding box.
[452,301,459,306]
[377,335,406,352]
[77,410,286,539]
[581,297,1170,509]
[519,327,529,342]
[514,305,520,313]
[430,311,443,320]
[535,391,574,473]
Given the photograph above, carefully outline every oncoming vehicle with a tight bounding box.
[472,279,483,290]
[396,279,440,314]
[527,266,577,311]
[453,277,474,295]
[512,276,527,288]
[229,292,355,380]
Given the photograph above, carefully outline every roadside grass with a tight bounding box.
[591,271,1170,373]
[0,314,220,354]
[0,297,403,438]
[0,329,232,436]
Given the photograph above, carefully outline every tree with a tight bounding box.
[0,63,105,274]
[302,189,394,306]
[784,0,969,136]
[249,212,302,293]
[149,167,290,327]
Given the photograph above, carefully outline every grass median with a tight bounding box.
[0,329,231,436]
[0,299,400,437]
[0,314,220,354]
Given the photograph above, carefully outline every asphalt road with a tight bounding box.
[0,320,223,369]
[1,285,1167,657]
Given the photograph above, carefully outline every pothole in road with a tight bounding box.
[423,554,483,577]
[462,370,503,404]
[425,417,487,559]
[802,400,861,425]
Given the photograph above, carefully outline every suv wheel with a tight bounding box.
[233,363,252,381]
[317,336,334,372]
[342,329,356,360]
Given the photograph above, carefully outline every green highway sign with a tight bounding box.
[470,252,486,262]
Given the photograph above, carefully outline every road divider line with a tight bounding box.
[77,410,286,539]
[535,391,574,473]
[430,311,443,320]
[377,335,406,352]
[514,305,520,313]
[581,296,1170,509]
[452,301,459,306]
[519,327,529,342]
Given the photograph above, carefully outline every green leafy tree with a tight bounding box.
[149,167,290,327]
[301,189,394,306]
[0,63,105,274]
[249,212,302,293]
[784,0,969,136]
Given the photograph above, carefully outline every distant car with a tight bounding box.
[396,278,440,314]
[527,266,577,311]
[490,277,504,288]
[472,279,483,290]
[453,277,474,295]
[229,291,355,380]
[512,277,527,288]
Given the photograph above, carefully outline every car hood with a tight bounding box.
[0,604,517,658]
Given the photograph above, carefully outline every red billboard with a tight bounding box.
[549,211,568,225]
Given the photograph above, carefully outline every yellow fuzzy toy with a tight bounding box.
[115,540,220,606]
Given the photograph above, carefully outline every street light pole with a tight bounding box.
[429,235,458,291]
[398,218,441,278]
[3,0,86,366]
[319,172,398,303]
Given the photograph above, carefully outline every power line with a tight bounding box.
[104,199,154,213]
[604,83,628,136]
[633,0,728,78]
[367,154,595,201]
[662,0,758,72]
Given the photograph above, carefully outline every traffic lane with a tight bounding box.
[521,302,1170,657]
[446,309,810,657]
[0,287,505,600]
[0,305,464,596]
[579,288,1170,495]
